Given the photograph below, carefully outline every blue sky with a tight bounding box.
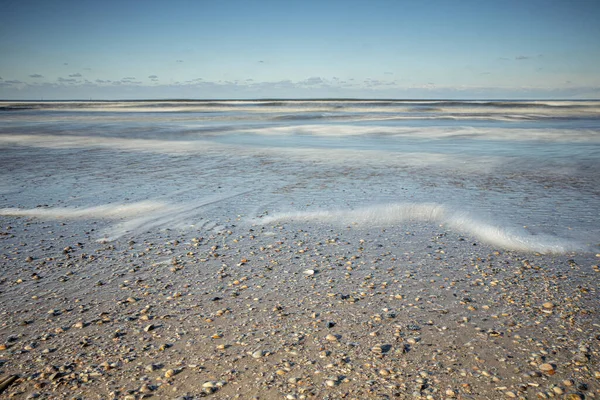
[1,0,599,99]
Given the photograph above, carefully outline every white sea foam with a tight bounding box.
[0,191,251,241]
[239,125,600,142]
[0,201,167,219]
[256,203,582,254]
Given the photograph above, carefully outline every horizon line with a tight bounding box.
[1,97,599,102]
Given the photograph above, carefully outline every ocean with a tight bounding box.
[1,99,599,253]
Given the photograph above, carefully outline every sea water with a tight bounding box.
[0,100,598,253]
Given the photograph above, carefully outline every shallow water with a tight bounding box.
[1,100,599,252]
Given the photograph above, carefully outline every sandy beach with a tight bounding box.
[1,215,598,399]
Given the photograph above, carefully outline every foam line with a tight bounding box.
[256,203,583,254]
[0,201,167,219]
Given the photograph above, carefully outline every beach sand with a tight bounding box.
[1,216,598,400]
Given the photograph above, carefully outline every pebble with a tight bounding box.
[139,384,153,393]
[371,344,383,354]
[252,350,266,358]
[564,394,584,400]
[325,334,339,342]
[539,363,555,375]
[165,369,176,378]
[552,386,564,395]
[145,364,158,372]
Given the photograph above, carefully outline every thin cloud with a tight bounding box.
[58,77,77,83]
[29,74,44,78]
[122,77,136,80]
[69,73,82,77]
[176,60,184,63]
[148,75,158,79]
[515,55,530,60]
[299,77,324,86]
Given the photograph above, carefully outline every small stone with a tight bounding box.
[445,389,456,397]
[563,379,574,387]
[552,386,564,395]
[145,364,157,372]
[165,369,175,378]
[594,371,600,379]
[97,361,109,371]
[325,334,339,342]
[139,384,153,393]
[49,372,62,381]
[505,391,517,398]
[201,387,216,396]
[252,350,265,359]
[539,363,555,375]
[303,269,315,275]
[371,344,383,354]
[202,382,215,388]
[564,394,584,400]
[542,302,554,309]
[576,383,588,391]
[144,324,155,332]
[325,379,337,387]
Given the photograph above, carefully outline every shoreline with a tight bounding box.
[1,216,598,399]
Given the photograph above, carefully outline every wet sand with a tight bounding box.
[1,216,598,400]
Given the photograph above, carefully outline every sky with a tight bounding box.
[1,0,599,99]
